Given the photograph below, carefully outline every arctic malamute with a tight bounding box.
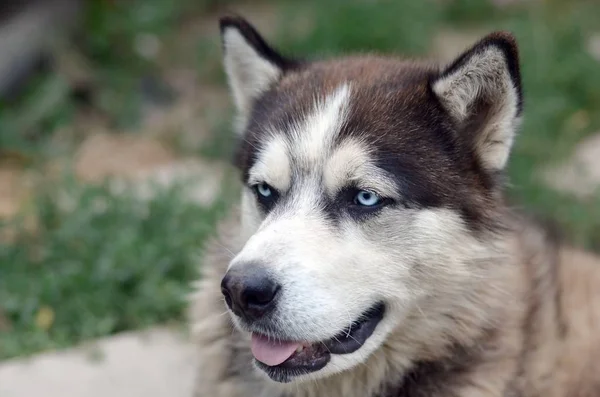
[189,16,600,397]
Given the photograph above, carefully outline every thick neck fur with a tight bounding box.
[191,19,600,397]
[259,215,562,397]
[387,217,563,397]
[190,208,568,397]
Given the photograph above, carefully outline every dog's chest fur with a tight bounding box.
[191,212,600,397]
[188,16,600,397]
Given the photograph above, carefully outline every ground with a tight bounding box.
[0,0,599,394]
[0,327,196,397]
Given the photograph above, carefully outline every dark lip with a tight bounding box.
[254,302,386,383]
[255,348,330,383]
[324,301,385,355]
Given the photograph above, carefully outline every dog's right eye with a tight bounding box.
[354,190,382,207]
[256,183,273,198]
[252,183,279,211]
[340,186,394,220]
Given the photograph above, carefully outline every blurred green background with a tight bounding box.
[0,0,599,360]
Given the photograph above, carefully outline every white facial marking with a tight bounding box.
[292,83,352,168]
[228,65,506,388]
[240,189,262,242]
[324,138,399,198]
[248,135,292,192]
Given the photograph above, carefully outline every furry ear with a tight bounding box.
[431,31,523,171]
[219,16,297,133]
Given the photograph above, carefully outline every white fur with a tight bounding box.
[248,135,292,191]
[241,83,354,240]
[222,28,282,133]
[228,84,499,383]
[432,47,519,170]
[292,84,352,169]
[193,27,529,397]
[233,201,496,384]
[324,138,399,198]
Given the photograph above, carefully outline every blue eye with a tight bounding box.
[253,183,279,212]
[256,183,272,198]
[354,190,381,207]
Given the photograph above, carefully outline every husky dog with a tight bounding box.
[189,16,600,397]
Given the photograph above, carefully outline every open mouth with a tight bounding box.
[252,302,385,383]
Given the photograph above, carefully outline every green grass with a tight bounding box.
[0,175,231,360]
[278,0,440,57]
[0,0,599,360]
[0,0,240,360]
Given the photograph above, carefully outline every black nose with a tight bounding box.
[221,265,280,322]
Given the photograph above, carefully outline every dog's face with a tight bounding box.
[218,17,522,384]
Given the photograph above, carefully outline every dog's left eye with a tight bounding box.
[354,190,382,207]
[252,182,279,211]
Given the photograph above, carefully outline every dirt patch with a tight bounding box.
[0,162,38,242]
[71,132,231,207]
[0,165,30,218]
[74,133,176,183]
[430,28,489,64]
[110,158,231,207]
[0,307,11,332]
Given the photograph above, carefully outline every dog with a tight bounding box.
[188,15,600,397]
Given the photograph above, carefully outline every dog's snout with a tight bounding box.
[221,265,280,321]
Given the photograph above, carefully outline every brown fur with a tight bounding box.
[189,18,600,397]
[189,207,600,397]
[240,56,503,231]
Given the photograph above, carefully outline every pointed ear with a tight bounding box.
[219,16,298,133]
[431,31,523,171]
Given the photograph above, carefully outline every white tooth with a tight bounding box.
[296,346,304,353]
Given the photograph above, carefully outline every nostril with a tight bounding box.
[222,288,233,309]
[220,273,235,310]
[244,284,280,307]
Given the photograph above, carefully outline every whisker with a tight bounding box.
[212,240,236,259]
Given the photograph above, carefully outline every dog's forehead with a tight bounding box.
[234,56,501,230]
[260,56,440,134]
[246,80,361,195]
[241,56,449,182]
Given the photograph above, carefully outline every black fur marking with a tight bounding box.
[323,186,396,223]
[434,31,523,115]
[373,156,445,210]
[219,15,302,72]
[251,182,281,213]
[231,44,513,233]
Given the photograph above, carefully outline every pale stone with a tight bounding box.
[540,133,600,198]
[587,33,600,62]
[0,328,197,397]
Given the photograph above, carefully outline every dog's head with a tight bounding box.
[218,16,522,384]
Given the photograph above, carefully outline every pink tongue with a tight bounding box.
[251,334,300,366]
